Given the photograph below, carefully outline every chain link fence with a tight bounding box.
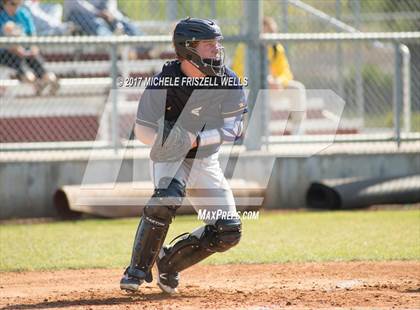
[262,0,419,138]
[0,0,419,148]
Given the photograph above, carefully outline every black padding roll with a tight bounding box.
[306,174,420,209]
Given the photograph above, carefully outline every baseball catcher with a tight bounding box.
[120,17,247,294]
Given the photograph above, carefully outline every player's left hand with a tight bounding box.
[150,120,196,162]
[188,132,198,148]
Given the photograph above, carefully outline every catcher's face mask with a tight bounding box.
[173,18,226,76]
[184,38,225,77]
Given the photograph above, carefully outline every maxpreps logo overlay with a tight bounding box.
[197,209,260,221]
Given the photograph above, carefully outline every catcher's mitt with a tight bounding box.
[150,120,194,162]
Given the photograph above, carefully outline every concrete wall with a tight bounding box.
[1,150,419,219]
[263,153,420,209]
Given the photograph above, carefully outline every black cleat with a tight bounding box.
[157,270,179,294]
[120,267,145,292]
[156,247,179,294]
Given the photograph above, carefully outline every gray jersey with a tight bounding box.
[136,60,247,158]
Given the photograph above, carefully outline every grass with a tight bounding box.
[0,209,419,272]
[364,112,420,132]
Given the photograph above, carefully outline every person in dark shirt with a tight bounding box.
[120,18,247,294]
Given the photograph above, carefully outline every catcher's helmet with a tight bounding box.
[173,17,225,77]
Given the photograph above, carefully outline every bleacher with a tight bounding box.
[0,47,175,143]
[0,41,361,144]
[269,96,362,136]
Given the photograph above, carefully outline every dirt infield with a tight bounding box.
[1,262,419,309]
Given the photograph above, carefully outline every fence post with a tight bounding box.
[244,0,264,150]
[400,45,411,134]
[336,0,344,98]
[110,43,120,152]
[166,0,178,20]
[282,0,289,57]
[393,43,403,147]
[210,0,216,18]
[353,0,364,128]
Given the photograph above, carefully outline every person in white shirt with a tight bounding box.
[63,0,141,36]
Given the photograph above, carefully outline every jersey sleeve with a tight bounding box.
[220,82,247,118]
[136,87,166,130]
[199,113,244,146]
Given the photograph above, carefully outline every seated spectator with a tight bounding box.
[23,0,76,36]
[0,0,59,95]
[63,0,142,36]
[231,17,306,134]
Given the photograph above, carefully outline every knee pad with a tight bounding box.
[155,177,186,198]
[143,177,186,226]
[156,218,242,274]
[142,204,174,227]
[202,218,242,252]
